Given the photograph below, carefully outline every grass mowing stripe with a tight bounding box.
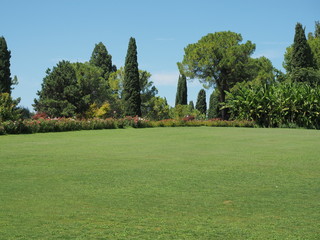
[0,127,319,239]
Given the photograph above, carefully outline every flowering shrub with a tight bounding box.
[0,117,255,135]
[32,112,49,120]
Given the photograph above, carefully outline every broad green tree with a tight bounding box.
[196,89,207,115]
[90,42,116,80]
[72,62,110,116]
[179,31,255,119]
[175,74,187,106]
[0,36,12,94]
[246,57,276,84]
[123,37,141,116]
[34,61,80,117]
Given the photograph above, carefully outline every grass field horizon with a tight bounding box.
[1,127,319,239]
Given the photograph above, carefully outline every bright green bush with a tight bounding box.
[225,82,320,129]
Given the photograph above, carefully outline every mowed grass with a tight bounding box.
[0,127,319,239]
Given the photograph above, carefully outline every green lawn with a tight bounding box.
[0,127,319,239]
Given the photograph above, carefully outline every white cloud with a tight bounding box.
[151,71,179,86]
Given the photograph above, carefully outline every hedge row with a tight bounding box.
[0,117,255,135]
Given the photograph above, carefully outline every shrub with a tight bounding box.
[0,117,255,135]
[225,82,320,129]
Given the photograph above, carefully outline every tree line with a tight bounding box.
[1,21,319,128]
[175,21,320,128]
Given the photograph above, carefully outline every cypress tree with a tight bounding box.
[123,37,141,116]
[292,23,314,69]
[175,74,187,106]
[189,100,194,110]
[0,36,12,94]
[315,21,320,38]
[196,89,207,115]
[208,89,221,119]
[90,42,116,80]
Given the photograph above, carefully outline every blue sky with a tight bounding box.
[1,0,319,110]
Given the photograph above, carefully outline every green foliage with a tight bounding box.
[308,34,320,69]
[34,61,80,117]
[175,74,187,106]
[72,62,110,116]
[290,67,320,86]
[123,37,141,116]
[0,36,12,94]
[0,93,21,121]
[139,70,158,116]
[179,31,256,119]
[284,22,320,85]
[144,96,170,120]
[89,42,116,80]
[315,20,320,38]
[208,89,221,119]
[246,57,276,84]
[17,106,33,119]
[85,102,111,119]
[170,104,204,120]
[195,89,207,115]
[225,81,320,129]
[292,23,314,69]
[108,67,157,118]
[188,100,194,110]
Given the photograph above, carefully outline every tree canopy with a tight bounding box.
[178,31,256,119]
[34,61,80,117]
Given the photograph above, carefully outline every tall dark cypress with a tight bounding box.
[123,37,141,116]
[315,21,320,38]
[0,36,12,94]
[196,89,207,115]
[292,23,314,69]
[208,89,221,119]
[175,74,187,106]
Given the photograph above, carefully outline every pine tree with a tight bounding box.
[123,37,141,116]
[34,61,80,117]
[196,89,207,115]
[90,42,116,80]
[292,23,314,69]
[175,74,187,106]
[0,36,12,94]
